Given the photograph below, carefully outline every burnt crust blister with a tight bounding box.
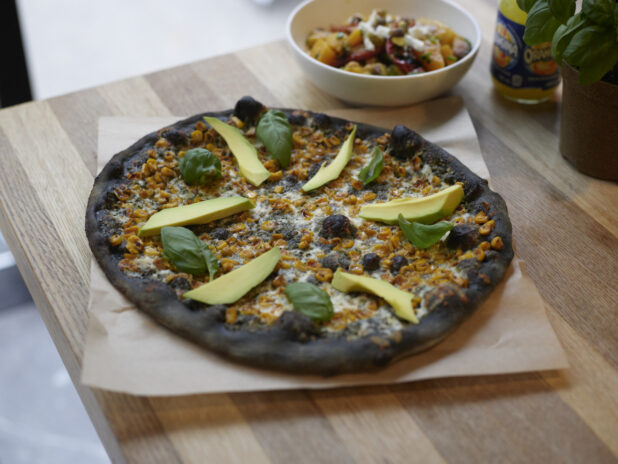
[85,97,514,375]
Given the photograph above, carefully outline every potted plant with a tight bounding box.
[517,0,618,180]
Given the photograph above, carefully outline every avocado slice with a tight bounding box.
[331,269,418,323]
[204,116,270,186]
[184,246,281,304]
[359,184,464,225]
[301,125,357,192]
[138,196,254,237]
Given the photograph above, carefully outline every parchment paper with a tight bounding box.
[81,96,568,396]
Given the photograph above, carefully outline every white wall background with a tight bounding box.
[17,0,300,99]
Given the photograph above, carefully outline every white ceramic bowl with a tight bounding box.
[286,0,481,106]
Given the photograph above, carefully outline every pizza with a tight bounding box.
[86,96,513,375]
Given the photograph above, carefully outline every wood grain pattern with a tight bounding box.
[310,387,446,463]
[0,0,616,461]
[149,394,269,464]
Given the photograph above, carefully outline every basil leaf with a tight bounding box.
[359,147,384,186]
[523,0,563,45]
[284,282,334,322]
[179,148,222,186]
[398,214,454,249]
[552,14,588,64]
[562,24,618,84]
[257,110,293,168]
[548,0,575,23]
[161,226,218,278]
[201,242,219,280]
[577,44,618,85]
[582,0,615,27]
[517,0,539,13]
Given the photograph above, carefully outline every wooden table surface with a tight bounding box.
[0,1,616,462]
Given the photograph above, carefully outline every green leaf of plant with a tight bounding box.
[517,0,539,13]
[256,110,293,168]
[582,0,615,27]
[358,147,384,186]
[284,282,334,322]
[552,24,569,63]
[552,14,588,64]
[179,148,222,186]
[398,214,454,249]
[523,0,563,45]
[548,0,576,23]
[577,47,618,84]
[562,24,618,84]
[161,226,218,278]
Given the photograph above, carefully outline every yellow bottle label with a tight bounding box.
[490,0,559,101]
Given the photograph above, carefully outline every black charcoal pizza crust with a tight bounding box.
[85,97,513,375]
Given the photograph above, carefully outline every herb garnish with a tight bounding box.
[397,214,453,249]
[284,282,334,322]
[179,148,222,186]
[256,110,293,168]
[518,0,618,84]
[358,147,384,186]
[161,226,218,278]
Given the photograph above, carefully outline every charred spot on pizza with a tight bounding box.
[283,174,300,187]
[458,258,481,278]
[446,223,479,250]
[320,215,356,239]
[390,125,424,160]
[366,181,389,200]
[361,253,381,271]
[168,276,192,291]
[273,310,319,341]
[277,222,301,248]
[312,113,332,129]
[210,227,230,240]
[390,255,408,274]
[424,284,467,312]
[94,210,121,238]
[288,112,307,126]
[234,96,265,122]
[321,253,351,271]
[160,129,186,146]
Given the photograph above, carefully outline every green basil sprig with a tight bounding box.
[516,0,539,12]
[549,0,576,23]
[161,226,218,278]
[359,147,384,186]
[284,282,334,322]
[517,0,618,85]
[582,0,615,26]
[560,23,618,84]
[522,1,563,44]
[397,214,453,249]
[179,148,222,186]
[551,14,587,63]
[256,110,293,168]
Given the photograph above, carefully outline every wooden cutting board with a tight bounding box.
[0,0,616,461]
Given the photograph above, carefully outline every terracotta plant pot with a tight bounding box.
[559,62,618,180]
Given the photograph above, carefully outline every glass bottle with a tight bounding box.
[490,0,560,104]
